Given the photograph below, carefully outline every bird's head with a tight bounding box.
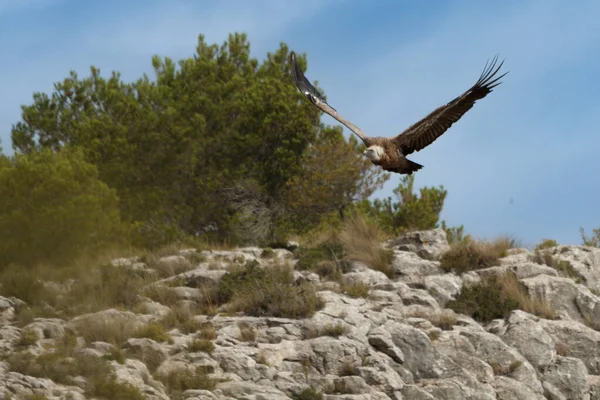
[363,145,384,162]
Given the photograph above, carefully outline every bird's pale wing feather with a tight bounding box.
[290,51,373,146]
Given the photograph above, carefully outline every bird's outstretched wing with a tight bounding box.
[392,55,508,155]
[290,51,373,146]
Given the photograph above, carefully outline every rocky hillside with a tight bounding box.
[2,229,600,399]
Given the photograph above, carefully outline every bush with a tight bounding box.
[189,339,214,353]
[133,323,171,342]
[340,280,370,298]
[447,273,554,323]
[158,366,216,394]
[292,388,324,400]
[215,263,324,318]
[446,276,519,323]
[440,237,510,274]
[535,238,558,250]
[0,147,125,267]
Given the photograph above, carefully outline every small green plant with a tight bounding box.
[189,339,214,354]
[580,227,600,247]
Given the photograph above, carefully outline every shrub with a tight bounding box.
[294,242,345,273]
[440,237,510,274]
[446,276,519,322]
[535,239,558,250]
[323,323,347,337]
[189,339,214,354]
[447,273,554,323]
[133,323,170,342]
[292,388,324,400]
[216,263,324,318]
[158,366,216,394]
[0,147,125,267]
[340,280,370,298]
[89,375,146,400]
[339,213,394,278]
[18,329,39,346]
[406,310,458,330]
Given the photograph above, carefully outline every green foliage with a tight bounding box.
[0,147,124,267]
[446,277,520,323]
[581,227,600,247]
[353,175,446,235]
[284,127,388,233]
[11,33,381,247]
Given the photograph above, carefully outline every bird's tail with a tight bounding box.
[405,158,424,175]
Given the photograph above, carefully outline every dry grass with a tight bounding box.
[322,323,347,337]
[198,323,217,340]
[160,303,203,334]
[338,213,394,278]
[132,323,171,343]
[238,322,256,342]
[75,316,138,347]
[157,366,216,394]
[18,328,40,347]
[340,280,370,298]
[440,237,512,274]
[500,273,556,319]
[406,310,458,331]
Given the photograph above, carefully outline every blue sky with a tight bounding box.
[1,0,599,247]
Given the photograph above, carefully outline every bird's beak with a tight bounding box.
[363,150,367,156]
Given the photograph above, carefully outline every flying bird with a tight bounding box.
[290,51,508,175]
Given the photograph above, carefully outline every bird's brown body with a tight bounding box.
[290,51,507,175]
